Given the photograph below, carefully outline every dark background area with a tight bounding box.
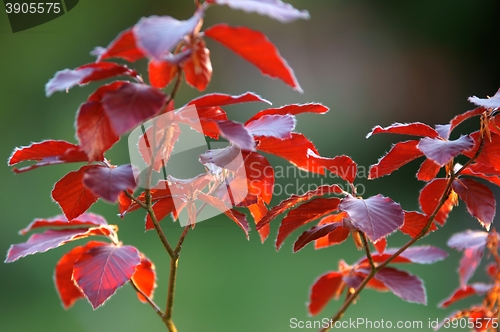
[1,1,499,331]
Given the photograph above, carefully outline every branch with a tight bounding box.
[130,278,164,318]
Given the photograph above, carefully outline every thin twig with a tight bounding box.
[130,278,164,318]
[359,232,376,272]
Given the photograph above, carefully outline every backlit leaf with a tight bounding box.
[148,59,178,89]
[8,140,89,173]
[419,178,456,225]
[294,221,348,252]
[204,24,302,92]
[448,230,489,286]
[209,0,309,23]
[416,158,440,181]
[52,166,100,220]
[133,12,202,61]
[186,92,271,108]
[131,255,156,303]
[73,244,141,309]
[439,283,492,308]
[400,211,436,238]
[216,120,255,150]
[368,140,423,179]
[276,197,340,249]
[248,198,270,242]
[5,227,112,263]
[468,88,500,109]
[256,184,343,230]
[245,103,328,124]
[183,39,212,91]
[102,82,166,135]
[417,135,474,167]
[374,267,426,304]
[83,165,137,203]
[339,194,404,242]
[307,271,344,316]
[452,178,496,229]
[367,122,439,138]
[19,213,108,235]
[308,151,358,183]
[54,241,107,309]
[314,213,350,249]
[45,62,136,96]
[245,114,295,139]
[94,28,145,62]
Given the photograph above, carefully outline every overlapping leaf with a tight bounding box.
[73,244,141,309]
[439,283,492,308]
[83,165,137,203]
[339,194,404,242]
[417,135,474,167]
[419,179,457,225]
[245,103,328,123]
[183,39,212,91]
[204,24,302,92]
[94,28,145,62]
[468,88,500,109]
[367,122,439,138]
[452,178,496,229]
[373,267,426,304]
[368,140,423,179]
[131,255,157,303]
[208,0,310,23]
[245,114,295,139]
[19,212,108,235]
[8,140,89,173]
[308,151,358,183]
[307,271,344,315]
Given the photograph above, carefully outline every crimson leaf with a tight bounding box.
[307,271,344,316]
[183,39,212,91]
[131,255,157,303]
[245,103,328,124]
[339,194,404,242]
[52,165,100,220]
[73,244,141,309]
[294,221,348,252]
[83,165,137,203]
[452,178,496,230]
[54,241,107,309]
[367,122,439,138]
[419,178,457,225]
[368,140,423,179]
[204,24,302,92]
[94,28,145,62]
[8,140,89,173]
[20,212,108,235]
[308,151,358,183]
[186,92,270,108]
[439,283,492,308]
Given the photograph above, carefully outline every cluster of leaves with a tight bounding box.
[257,90,500,329]
[5,0,335,329]
[6,0,500,330]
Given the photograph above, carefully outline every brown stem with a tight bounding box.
[320,134,486,332]
[163,255,179,332]
[130,278,164,318]
[360,232,376,272]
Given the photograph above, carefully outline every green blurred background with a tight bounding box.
[1,1,500,331]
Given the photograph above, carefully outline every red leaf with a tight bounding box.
[52,166,100,220]
[245,114,295,139]
[244,151,274,204]
[145,197,184,230]
[417,135,474,167]
[276,197,341,250]
[148,59,178,89]
[54,241,107,309]
[419,178,457,225]
[339,194,404,242]
[204,24,302,92]
[368,140,423,179]
[197,192,250,238]
[307,271,344,316]
[294,221,347,252]
[452,178,496,229]
[183,39,212,91]
[133,12,202,61]
[217,120,255,150]
[76,101,119,161]
[373,238,386,254]
[450,107,486,132]
[19,212,108,235]
[131,255,156,303]
[439,283,492,308]
[186,92,270,108]
[366,122,439,138]
[209,0,309,23]
[83,165,137,203]
[256,184,343,230]
[94,28,145,62]
[308,151,358,183]
[45,62,136,96]
[102,82,167,135]
[416,158,441,181]
[248,198,270,243]
[245,103,328,124]
[468,88,500,109]
[256,133,324,173]
[373,267,426,304]
[400,211,437,238]
[8,140,89,173]
[314,213,350,249]
[73,244,141,309]
[5,227,113,263]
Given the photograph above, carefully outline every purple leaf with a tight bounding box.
[5,228,111,263]
[102,82,166,135]
[73,245,141,309]
[133,12,203,61]
[19,213,108,235]
[384,245,448,264]
[45,68,94,97]
[245,114,295,139]
[339,194,404,242]
[417,135,474,167]
[210,0,309,23]
[83,165,137,203]
[374,267,426,304]
[468,88,500,109]
[217,120,255,150]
